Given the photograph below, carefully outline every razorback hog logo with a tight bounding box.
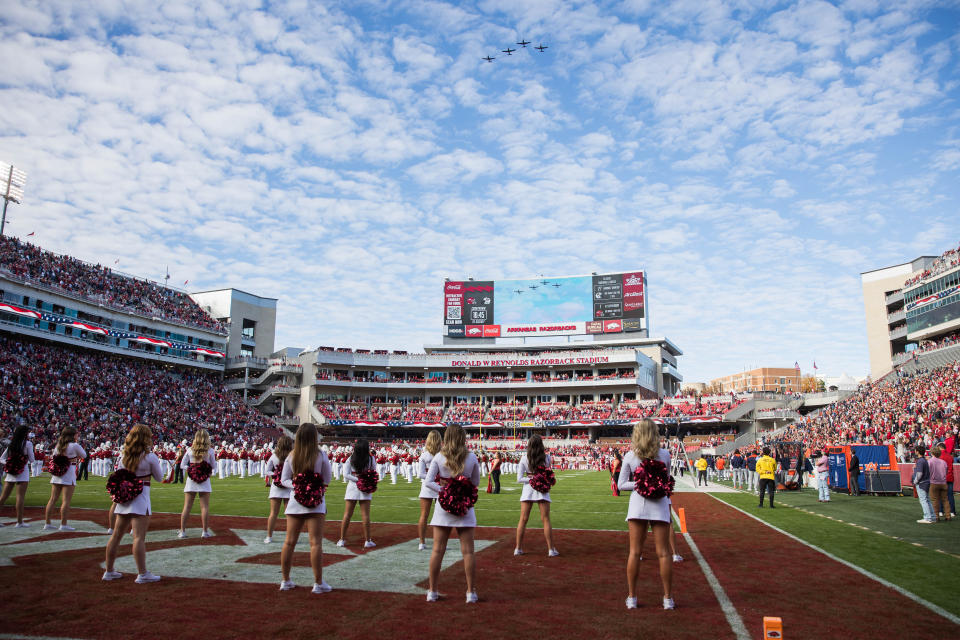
[604,320,622,332]
[0,520,494,595]
[466,326,482,336]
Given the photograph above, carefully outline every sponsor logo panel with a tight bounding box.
[446,325,465,337]
[482,325,501,337]
[622,319,641,332]
[603,320,623,333]
[585,320,603,334]
[465,325,484,337]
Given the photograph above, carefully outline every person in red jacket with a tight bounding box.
[940,445,956,518]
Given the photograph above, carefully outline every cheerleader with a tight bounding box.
[103,423,163,583]
[338,438,376,549]
[0,426,35,527]
[178,429,217,539]
[43,426,87,531]
[514,434,558,557]
[618,419,674,610]
[425,424,481,603]
[417,431,442,551]
[279,423,333,593]
[263,435,293,543]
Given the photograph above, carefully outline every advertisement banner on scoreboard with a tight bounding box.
[444,272,646,337]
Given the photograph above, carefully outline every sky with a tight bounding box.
[1,0,959,384]
[493,275,593,324]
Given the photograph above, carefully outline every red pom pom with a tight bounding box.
[632,459,674,499]
[4,451,28,476]
[271,466,284,488]
[438,475,478,517]
[356,469,379,494]
[48,454,70,477]
[187,461,212,483]
[106,469,144,504]
[292,471,326,508]
[528,466,556,494]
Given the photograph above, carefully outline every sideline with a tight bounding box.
[672,508,750,640]
[706,493,960,626]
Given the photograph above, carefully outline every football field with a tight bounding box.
[1,470,958,639]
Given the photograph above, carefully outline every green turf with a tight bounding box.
[13,470,632,531]
[707,487,960,617]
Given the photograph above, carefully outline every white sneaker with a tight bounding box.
[625,597,638,609]
[14,522,30,528]
[363,540,376,549]
[466,590,479,604]
[426,590,439,602]
[336,539,346,547]
[311,581,333,594]
[59,525,75,532]
[201,530,214,538]
[264,536,273,544]
[513,548,524,556]
[106,528,113,535]
[177,530,187,539]
[673,554,684,562]
[418,542,427,551]
[101,571,122,581]
[135,571,161,584]
[279,580,296,591]
[42,523,57,530]
[548,548,560,557]
[663,597,675,610]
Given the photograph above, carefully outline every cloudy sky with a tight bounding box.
[2,0,958,383]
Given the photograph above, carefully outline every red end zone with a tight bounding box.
[1,508,727,640]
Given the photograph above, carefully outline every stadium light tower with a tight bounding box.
[0,161,27,236]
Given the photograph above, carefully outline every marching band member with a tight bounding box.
[389,451,400,484]
[279,423,332,593]
[264,435,294,543]
[338,438,376,549]
[0,426,35,527]
[425,424,481,603]
[103,423,163,583]
[178,429,216,539]
[514,434,558,557]
[417,431,442,550]
[43,426,86,531]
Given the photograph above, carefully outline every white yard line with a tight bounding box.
[706,493,960,626]
[672,508,750,640]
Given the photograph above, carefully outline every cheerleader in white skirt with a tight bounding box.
[43,426,86,531]
[425,425,481,603]
[103,423,163,583]
[514,434,558,557]
[338,439,376,549]
[279,423,333,593]
[263,435,293,543]
[0,426,35,527]
[417,431,442,551]
[178,429,217,539]
[618,419,674,610]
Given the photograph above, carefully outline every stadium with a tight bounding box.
[2,2,960,639]
[2,233,959,639]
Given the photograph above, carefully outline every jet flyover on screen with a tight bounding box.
[482,37,548,63]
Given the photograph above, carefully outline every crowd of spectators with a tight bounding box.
[445,403,484,423]
[570,401,613,420]
[903,242,960,288]
[486,403,529,421]
[0,235,224,333]
[780,361,959,461]
[0,335,275,450]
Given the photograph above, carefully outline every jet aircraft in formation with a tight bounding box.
[482,38,548,63]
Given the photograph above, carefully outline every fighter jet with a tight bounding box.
[517,39,531,47]
[535,44,548,52]
[528,284,539,290]
[482,55,495,62]
[502,47,516,55]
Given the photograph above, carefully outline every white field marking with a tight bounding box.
[706,494,960,626]
[672,509,750,640]
[110,529,496,593]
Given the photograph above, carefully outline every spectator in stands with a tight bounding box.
[913,446,935,524]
